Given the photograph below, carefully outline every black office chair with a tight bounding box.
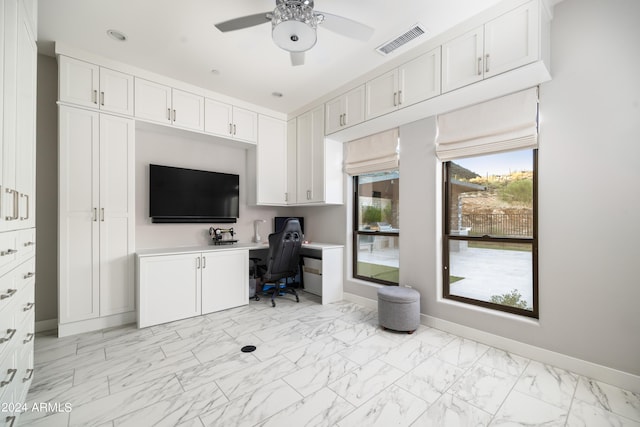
[261,218,303,307]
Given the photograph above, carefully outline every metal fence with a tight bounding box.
[461,213,533,237]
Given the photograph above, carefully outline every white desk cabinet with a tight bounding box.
[201,250,248,314]
[59,55,134,116]
[137,248,248,327]
[295,106,343,205]
[134,78,205,131]
[255,115,288,205]
[204,99,258,144]
[58,106,135,332]
[442,2,539,93]
[365,47,441,120]
[325,85,365,135]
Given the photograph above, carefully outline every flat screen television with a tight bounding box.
[149,164,239,223]
[274,216,305,235]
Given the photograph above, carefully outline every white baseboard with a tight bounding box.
[35,319,58,333]
[342,292,640,393]
[57,312,136,337]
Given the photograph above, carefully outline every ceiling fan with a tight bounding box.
[215,0,374,66]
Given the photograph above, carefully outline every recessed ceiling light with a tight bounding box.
[107,29,127,42]
[272,92,284,98]
[211,69,221,75]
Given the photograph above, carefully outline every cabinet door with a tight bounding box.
[172,89,204,131]
[256,115,287,205]
[99,67,134,116]
[58,56,99,109]
[365,69,398,120]
[324,95,344,135]
[231,107,258,143]
[296,107,325,204]
[309,106,326,203]
[441,27,484,93]
[58,106,100,323]
[15,8,36,228]
[138,254,201,328]
[484,2,538,78]
[201,250,248,314]
[400,47,441,107]
[204,98,233,137]
[134,78,172,124]
[286,119,297,204]
[343,85,365,128]
[99,114,135,316]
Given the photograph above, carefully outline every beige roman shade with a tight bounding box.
[436,87,539,160]
[344,128,399,175]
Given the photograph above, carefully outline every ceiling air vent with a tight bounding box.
[376,23,429,56]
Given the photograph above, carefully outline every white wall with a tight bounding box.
[392,0,640,377]
[135,126,284,249]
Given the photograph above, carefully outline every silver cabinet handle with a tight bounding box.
[284,192,288,202]
[0,369,17,387]
[229,123,233,135]
[306,190,311,200]
[19,193,29,220]
[93,207,97,222]
[23,302,35,312]
[343,113,347,125]
[477,57,482,75]
[23,368,34,382]
[23,272,35,280]
[92,89,98,104]
[100,91,105,106]
[0,249,17,257]
[485,53,490,73]
[101,207,105,222]
[172,109,177,122]
[24,241,35,247]
[202,257,206,269]
[233,124,237,135]
[0,329,17,344]
[393,92,398,107]
[5,188,17,221]
[167,108,172,121]
[0,289,17,299]
[23,333,34,344]
[196,257,200,269]
[398,90,403,105]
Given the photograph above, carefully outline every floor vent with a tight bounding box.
[376,24,429,56]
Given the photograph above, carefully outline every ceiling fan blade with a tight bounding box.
[215,12,271,32]
[290,51,305,66]
[317,12,375,41]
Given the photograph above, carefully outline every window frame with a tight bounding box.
[352,174,400,286]
[442,150,539,318]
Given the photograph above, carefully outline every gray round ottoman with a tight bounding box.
[378,286,420,333]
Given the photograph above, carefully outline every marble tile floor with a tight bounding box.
[21,292,640,427]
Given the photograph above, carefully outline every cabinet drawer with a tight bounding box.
[0,232,18,273]
[15,229,36,263]
[0,305,16,360]
[15,284,35,334]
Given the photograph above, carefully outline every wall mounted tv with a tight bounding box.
[149,164,239,223]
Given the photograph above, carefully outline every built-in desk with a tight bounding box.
[136,242,343,328]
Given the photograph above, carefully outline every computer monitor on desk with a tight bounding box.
[274,216,304,236]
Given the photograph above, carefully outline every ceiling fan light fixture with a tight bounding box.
[271,1,320,52]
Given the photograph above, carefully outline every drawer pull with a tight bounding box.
[23,368,34,382]
[0,329,17,343]
[23,333,34,344]
[0,249,17,256]
[23,302,35,312]
[24,241,35,247]
[24,272,35,280]
[0,369,17,387]
[0,289,17,300]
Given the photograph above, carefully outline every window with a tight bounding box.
[353,171,399,285]
[443,150,538,317]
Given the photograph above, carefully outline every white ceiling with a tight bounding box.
[38,0,522,114]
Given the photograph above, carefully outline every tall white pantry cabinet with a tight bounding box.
[0,0,38,420]
[58,106,135,336]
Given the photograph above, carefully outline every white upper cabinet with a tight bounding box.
[325,85,365,135]
[204,99,257,143]
[366,47,441,120]
[134,78,204,131]
[59,56,134,116]
[442,2,539,93]
[255,115,287,205]
[286,119,297,204]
